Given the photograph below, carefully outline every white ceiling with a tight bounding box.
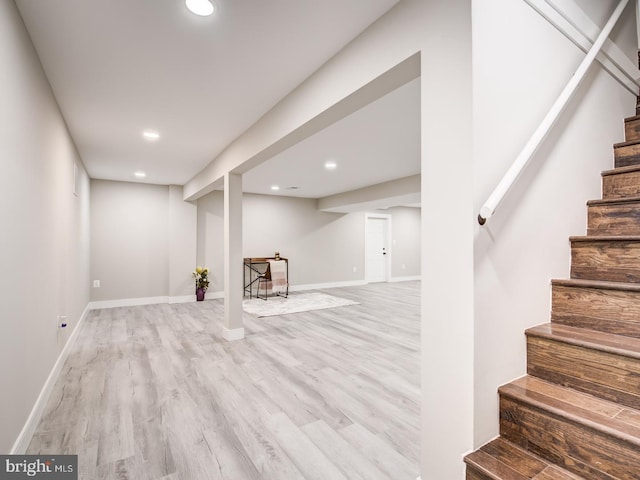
[16,0,420,201]
[243,77,421,198]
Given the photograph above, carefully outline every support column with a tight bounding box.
[420,1,473,479]
[223,172,244,341]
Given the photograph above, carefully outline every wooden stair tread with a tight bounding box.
[464,438,582,480]
[551,278,640,292]
[526,323,640,360]
[624,114,640,123]
[601,164,640,176]
[500,376,640,446]
[614,139,640,148]
[569,235,640,242]
[587,195,640,206]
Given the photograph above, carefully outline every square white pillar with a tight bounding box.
[420,1,473,478]
[223,172,244,341]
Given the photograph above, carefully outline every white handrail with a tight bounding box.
[478,0,630,225]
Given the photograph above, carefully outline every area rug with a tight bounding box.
[243,292,360,318]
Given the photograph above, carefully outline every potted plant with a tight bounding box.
[193,266,210,301]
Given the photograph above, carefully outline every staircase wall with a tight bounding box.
[472,0,636,448]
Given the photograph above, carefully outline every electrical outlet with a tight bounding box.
[352,266,357,273]
[402,264,406,270]
[93,280,100,288]
[57,315,68,329]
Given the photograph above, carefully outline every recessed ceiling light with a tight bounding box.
[324,161,337,170]
[134,171,146,178]
[142,130,160,141]
[185,0,215,16]
[271,185,280,191]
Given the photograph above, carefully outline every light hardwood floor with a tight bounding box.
[27,281,421,480]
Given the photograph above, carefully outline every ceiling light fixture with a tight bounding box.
[142,130,160,141]
[185,0,215,16]
[134,171,147,178]
[324,161,337,170]
[271,185,280,191]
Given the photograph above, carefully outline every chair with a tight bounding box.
[256,263,271,300]
[257,259,288,300]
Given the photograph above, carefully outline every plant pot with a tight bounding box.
[196,287,206,301]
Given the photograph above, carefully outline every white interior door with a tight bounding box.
[366,216,389,283]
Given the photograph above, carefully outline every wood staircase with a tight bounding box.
[464,113,640,479]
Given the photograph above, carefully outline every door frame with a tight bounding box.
[364,212,392,283]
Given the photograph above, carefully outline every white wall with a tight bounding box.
[90,181,197,302]
[388,207,421,278]
[196,192,421,292]
[169,185,198,298]
[473,0,636,445]
[91,180,169,301]
[0,0,91,453]
[244,194,365,286]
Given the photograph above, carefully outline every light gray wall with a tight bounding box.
[196,191,225,292]
[90,181,197,302]
[169,185,198,297]
[0,0,91,453]
[197,192,365,290]
[244,194,365,286]
[91,180,170,301]
[387,207,421,277]
[197,192,421,293]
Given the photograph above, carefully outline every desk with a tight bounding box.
[243,257,288,299]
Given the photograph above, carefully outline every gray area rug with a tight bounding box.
[243,292,360,318]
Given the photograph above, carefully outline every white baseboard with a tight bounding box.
[11,303,91,454]
[290,280,368,292]
[168,294,195,304]
[89,295,170,310]
[390,275,421,283]
[222,327,245,341]
[88,278,406,311]
[90,291,226,309]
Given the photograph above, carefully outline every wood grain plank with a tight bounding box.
[625,115,640,142]
[571,237,640,283]
[588,200,640,235]
[499,377,640,479]
[500,395,640,479]
[27,281,421,480]
[301,420,389,480]
[527,334,640,408]
[266,413,349,480]
[602,166,640,199]
[465,450,530,480]
[551,281,640,338]
[615,141,640,168]
[339,423,418,479]
[466,466,495,480]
